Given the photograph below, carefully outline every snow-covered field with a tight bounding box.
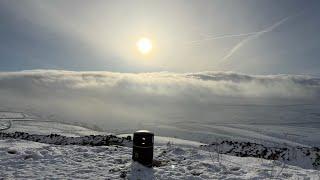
[134,104,320,147]
[2,104,320,148]
[1,138,320,179]
[0,116,319,179]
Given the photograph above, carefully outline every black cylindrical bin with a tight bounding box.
[132,130,154,167]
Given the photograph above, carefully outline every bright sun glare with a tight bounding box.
[136,38,152,55]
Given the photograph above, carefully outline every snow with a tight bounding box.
[0,139,319,179]
[0,112,320,179]
[119,134,204,147]
[201,140,320,170]
[4,121,104,137]
[0,111,25,119]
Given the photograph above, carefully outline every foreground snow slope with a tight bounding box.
[1,139,319,179]
[0,113,319,179]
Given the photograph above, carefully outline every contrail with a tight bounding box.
[220,15,291,61]
[189,31,264,44]
[188,11,303,62]
[187,16,288,45]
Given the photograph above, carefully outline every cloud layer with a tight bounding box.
[0,70,319,132]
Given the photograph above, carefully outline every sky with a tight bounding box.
[0,0,320,75]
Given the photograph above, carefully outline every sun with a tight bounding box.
[136,38,152,55]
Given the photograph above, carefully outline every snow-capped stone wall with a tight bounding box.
[0,131,132,146]
[201,140,320,169]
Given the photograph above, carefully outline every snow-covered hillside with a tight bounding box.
[0,112,320,179]
[1,138,320,179]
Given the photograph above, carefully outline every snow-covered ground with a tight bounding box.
[0,111,320,179]
[3,121,104,137]
[134,103,320,147]
[1,138,320,179]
